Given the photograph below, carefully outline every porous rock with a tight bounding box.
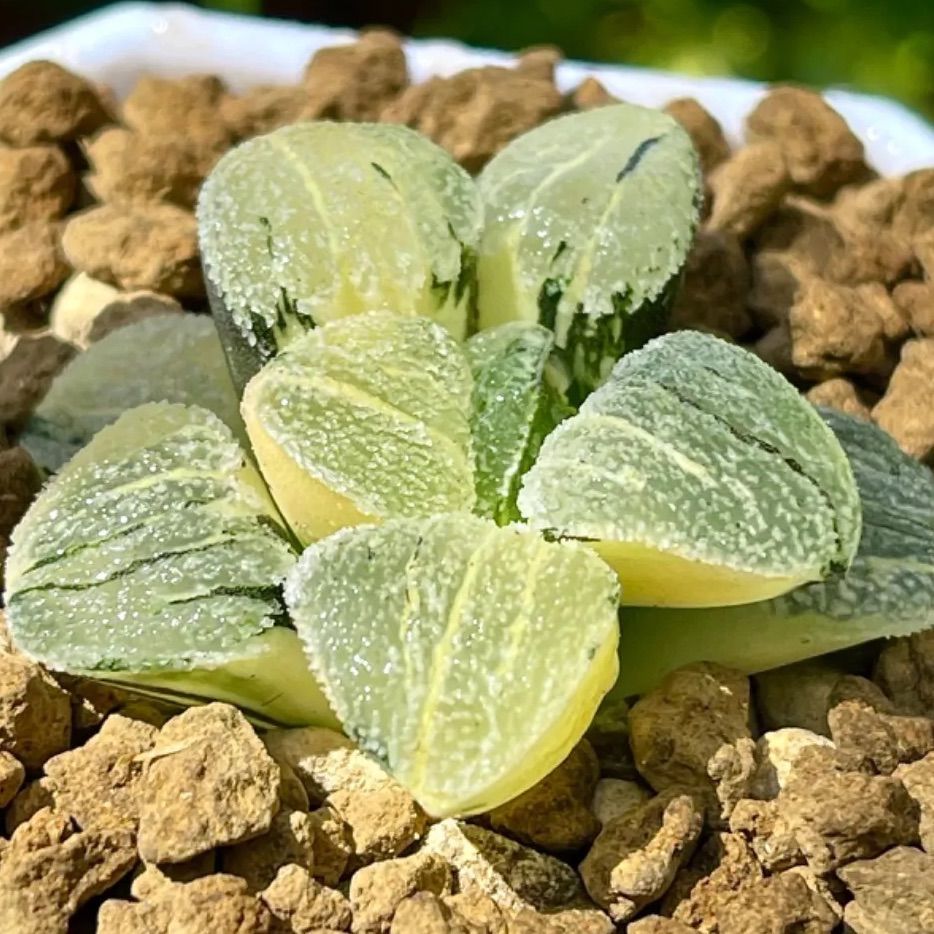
[591,777,650,827]
[61,203,203,299]
[767,745,920,873]
[222,807,316,892]
[579,793,703,923]
[262,863,352,933]
[137,703,280,863]
[0,60,111,146]
[828,699,934,774]
[629,663,753,799]
[838,846,934,933]
[662,831,762,931]
[43,713,157,833]
[304,29,408,122]
[0,145,75,233]
[0,650,71,770]
[423,819,582,914]
[350,850,453,933]
[382,63,562,172]
[488,740,600,852]
[0,749,25,807]
[872,337,934,461]
[0,221,70,308]
[745,85,866,196]
[874,630,934,717]
[0,809,136,933]
[707,142,792,238]
[668,229,751,338]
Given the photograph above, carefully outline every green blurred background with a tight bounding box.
[4,0,933,118]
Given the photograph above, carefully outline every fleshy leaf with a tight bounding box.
[613,409,934,695]
[477,103,702,402]
[198,122,482,389]
[519,331,861,608]
[21,315,243,473]
[242,311,475,544]
[5,402,335,727]
[464,322,572,524]
[286,513,620,817]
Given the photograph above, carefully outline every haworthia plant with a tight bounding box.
[241,311,475,545]
[613,409,934,695]
[21,315,243,473]
[286,513,620,817]
[519,331,861,608]
[464,322,572,524]
[477,103,703,402]
[198,122,483,390]
[5,402,336,728]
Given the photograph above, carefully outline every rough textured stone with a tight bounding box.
[873,337,934,461]
[62,203,203,299]
[0,810,136,933]
[0,336,76,430]
[103,873,275,934]
[663,831,762,931]
[789,277,894,380]
[221,84,308,139]
[894,753,934,853]
[0,221,70,308]
[745,85,866,196]
[0,749,24,807]
[137,703,280,863]
[709,738,763,825]
[4,776,54,834]
[838,846,934,933]
[301,29,407,123]
[262,864,352,933]
[382,63,562,172]
[755,662,892,736]
[874,630,934,717]
[591,778,649,827]
[488,740,600,852]
[423,819,581,914]
[668,229,751,338]
[43,714,157,834]
[264,727,387,801]
[350,851,453,932]
[0,650,71,769]
[893,280,934,337]
[85,126,219,210]
[307,804,354,886]
[329,784,427,865]
[0,144,75,233]
[222,807,316,893]
[579,793,703,922]
[707,142,792,238]
[769,746,920,873]
[122,74,233,157]
[716,871,837,934]
[828,700,934,773]
[750,728,834,799]
[629,663,753,801]
[0,60,111,146]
